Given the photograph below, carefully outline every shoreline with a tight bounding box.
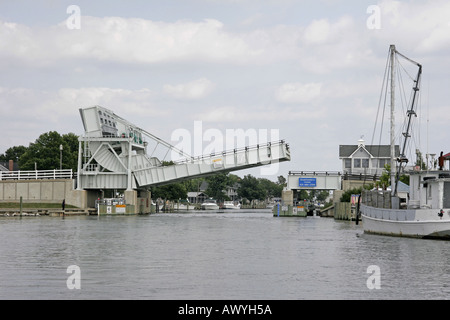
[0,208,97,217]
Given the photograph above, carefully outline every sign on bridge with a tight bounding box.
[288,171,341,190]
[298,178,317,187]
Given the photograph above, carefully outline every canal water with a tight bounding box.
[0,210,449,300]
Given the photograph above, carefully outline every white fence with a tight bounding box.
[0,169,73,181]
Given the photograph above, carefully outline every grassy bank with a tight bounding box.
[0,202,77,209]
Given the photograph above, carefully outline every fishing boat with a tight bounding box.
[201,198,219,210]
[359,45,450,240]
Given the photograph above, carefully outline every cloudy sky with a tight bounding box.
[1,0,449,180]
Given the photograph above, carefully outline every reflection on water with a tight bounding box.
[0,210,449,299]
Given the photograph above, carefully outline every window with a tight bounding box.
[379,159,387,168]
[354,159,361,168]
[362,159,369,168]
[345,159,351,168]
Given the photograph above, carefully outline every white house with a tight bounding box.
[339,139,399,176]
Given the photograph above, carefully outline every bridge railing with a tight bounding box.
[288,171,380,181]
[172,140,289,165]
[289,171,341,176]
[0,169,73,181]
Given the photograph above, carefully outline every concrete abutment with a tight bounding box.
[0,179,152,215]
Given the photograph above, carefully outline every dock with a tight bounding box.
[272,204,308,217]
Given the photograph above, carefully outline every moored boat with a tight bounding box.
[359,45,450,240]
[201,198,219,210]
[222,201,240,209]
[360,169,450,239]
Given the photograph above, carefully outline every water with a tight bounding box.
[0,210,449,300]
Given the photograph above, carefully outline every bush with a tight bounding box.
[339,184,373,202]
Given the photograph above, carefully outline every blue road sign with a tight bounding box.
[298,178,316,187]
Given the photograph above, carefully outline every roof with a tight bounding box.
[390,181,410,193]
[187,192,208,197]
[0,161,19,171]
[339,145,400,158]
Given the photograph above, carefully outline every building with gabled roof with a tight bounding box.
[339,138,399,176]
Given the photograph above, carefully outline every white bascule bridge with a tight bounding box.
[77,106,291,212]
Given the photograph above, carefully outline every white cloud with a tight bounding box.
[303,19,331,45]
[163,78,214,100]
[1,1,450,173]
[195,104,325,123]
[0,17,261,66]
[0,85,180,153]
[0,86,168,130]
[377,0,450,54]
[275,82,322,104]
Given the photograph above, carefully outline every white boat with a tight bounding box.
[222,201,240,209]
[359,45,450,240]
[176,199,192,210]
[201,198,219,210]
[360,170,450,239]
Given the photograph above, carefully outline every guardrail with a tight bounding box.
[0,169,74,181]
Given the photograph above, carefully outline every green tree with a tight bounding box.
[277,175,286,187]
[180,177,203,194]
[378,164,409,189]
[415,150,427,170]
[258,178,283,199]
[296,189,309,201]
[340,185,373,202]
[205,172,230,201]
[378,164,391,189]
[0,145,28,162]
[19,131,78,170]
[237,174,266,202]
[151,183,187,201]
[62,132,79,170]
[316,190,330,203]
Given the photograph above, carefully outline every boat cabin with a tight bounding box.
[408,170,450,210]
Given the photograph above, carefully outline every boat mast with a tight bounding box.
[390,45,396,195]
[393,49,422,196]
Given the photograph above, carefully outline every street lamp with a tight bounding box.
[60,144,63,170]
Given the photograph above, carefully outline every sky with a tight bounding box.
[1,0,449,181]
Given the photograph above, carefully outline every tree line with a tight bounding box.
[150,172,286,203]
[0,131,79,171]
[1,131,286,202]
